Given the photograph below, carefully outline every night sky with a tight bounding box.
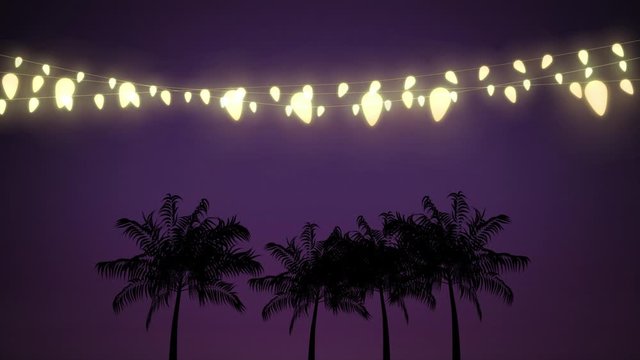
[1,1,639,359]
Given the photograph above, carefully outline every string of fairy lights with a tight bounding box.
[0,39,637,126]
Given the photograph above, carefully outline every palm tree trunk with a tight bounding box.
[169,289,182,360]
[447,281,461,360]
[379,288,390,360]
[308,297,320,360]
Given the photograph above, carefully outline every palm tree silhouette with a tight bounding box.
[96,194,262,360]
[343,215,428,360]
[384,192,529,360]
[249,223,370,360]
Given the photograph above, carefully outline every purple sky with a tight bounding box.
[1,1,639,359]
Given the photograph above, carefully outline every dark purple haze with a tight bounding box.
[1,1,639,359]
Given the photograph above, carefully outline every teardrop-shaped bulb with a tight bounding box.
[14,57,23,68]
[569,82,583,99]
[444,71,458,84]
[338,82,349,98]
[384,100,392,111]
[2,73,19,99]
[504,86,517,103]
[578,50,589,65]
[401,91,413,108]
[149,85,157,97]
[76,72,85,83]
[487,84,495,96]
[584,80,608,116]
[160,90,171,105]
[612,43,624,57]
[555,73,563,84]
[429,87,451,122]
[541,54,553,69]
[55,78,76,110]
[619,61,627,72]
[94,94,105,110]
[270,86,281,102]
[28,98,39,113]
[200,89,210,104]
[513,60,526,74]
[317,106,325,117]
[478,66,490,81]
[619,79,633,95]
[585,67,593,78]
[404,76,416,90]
[32,75,44,93]
[184,91,192,103]
[352,104,360,116]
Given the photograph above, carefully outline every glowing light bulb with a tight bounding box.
[337,82,349,98]
[541,54,553,69]
[118,82,140,108]
[450,91,458,103]
[384,99,392,111]
[429,87,451,122]
[290,85,313,124]
[417,95,425,107]
[404,76,416,90]
[619,79,633,95]
[487,85,495,96]
[32,76,44,93]
[0,99,6,115]
[76,72,85,83]
[513,60,526,74]
[42,64,50,75]
[184,91,192,103]
[555,73,563,84]
[149,86,157,97]
[2,73,19,99]
[199,89,210,104]
[55,78,76,110]
[14,57,23,68]
[270,86,281,102]
[578,50,589,65]
[28,98,39,113]
[285,105,292,117]
[352,104,360,116]
[478,66,490,81]
[94,94,105,110]
[523,79,531,91]
[445,71,458,84]
[222,87,247,121]
[584,80,608,116]
[361,82,383,126]
[160,90,171,105]
[569,82,583,99]
[504,86,517,103]
[249,101,257,113]
[317,106,325,117]
[108,78,116,89]
[612,43,624,57]
[619,61,627,72]
[585,67,593,78]
[402,91,413,108]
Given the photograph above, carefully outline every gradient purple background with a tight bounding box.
[1,1,639,359]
